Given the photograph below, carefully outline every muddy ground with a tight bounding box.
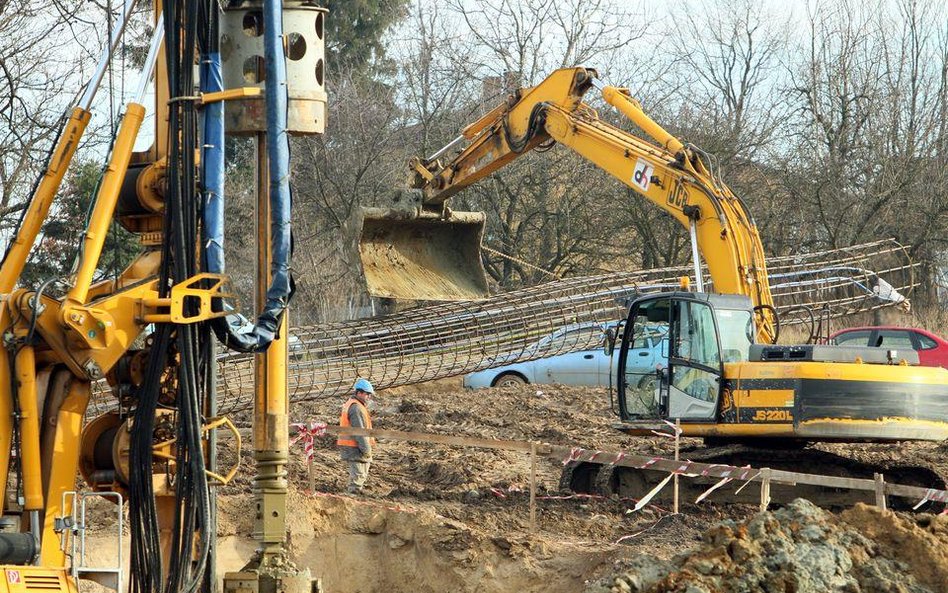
[195,381,948,592]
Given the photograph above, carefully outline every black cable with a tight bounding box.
[753,304,780,344]
[129,1,214,591]
[502,102,548,154]
[127,4,237,592]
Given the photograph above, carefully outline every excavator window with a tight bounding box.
[716,309,754,363]
[618,296,725,421]
[618,298,671,419]
[665,299,722,421]
[671,301,720,369]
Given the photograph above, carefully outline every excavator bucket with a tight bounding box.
[357,207,490,301]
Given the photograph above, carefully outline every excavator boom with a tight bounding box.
[358,67,777,342]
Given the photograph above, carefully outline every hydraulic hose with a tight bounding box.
[203,0,294,354]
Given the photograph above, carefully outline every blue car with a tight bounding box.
[463,322,668,388]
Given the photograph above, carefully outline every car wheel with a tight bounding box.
[494,373,527,388]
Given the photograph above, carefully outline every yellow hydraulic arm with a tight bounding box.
[408,67,777,343]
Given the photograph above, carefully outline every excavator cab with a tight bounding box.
[616,292,755,423]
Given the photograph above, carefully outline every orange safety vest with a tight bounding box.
[337,398,373,448]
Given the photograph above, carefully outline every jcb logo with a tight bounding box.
[667,181,687,209]
[720,388,733,411]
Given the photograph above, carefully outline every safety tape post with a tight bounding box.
[290,421,327,462]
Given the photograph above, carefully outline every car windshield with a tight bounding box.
[716,308,753,362]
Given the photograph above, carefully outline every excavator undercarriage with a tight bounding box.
[562,443,947,511]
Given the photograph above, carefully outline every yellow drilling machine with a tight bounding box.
[0,0,326,591]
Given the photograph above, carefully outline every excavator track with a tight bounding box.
[560,444,947,511]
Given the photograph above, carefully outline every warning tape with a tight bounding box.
[649,420,683,440]
[614,516,668,544]
[290,422,328,462]
[913,487,948,510]
[293,421,948,511]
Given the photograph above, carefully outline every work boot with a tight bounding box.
[347,485,364,495]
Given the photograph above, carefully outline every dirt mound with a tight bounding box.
[841,504,948,592]
[587,499,948,593]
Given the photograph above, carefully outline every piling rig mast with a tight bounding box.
[0,1,325,592]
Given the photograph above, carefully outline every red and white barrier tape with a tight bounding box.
[650,420,683,439]
[629,473,674,513]
[292,421,948,512]
[290,421,328,461]
[913,488,948,510]
[732,470,761,496]
[695,477,732,504]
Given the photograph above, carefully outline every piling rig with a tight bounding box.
[0,0,325,591]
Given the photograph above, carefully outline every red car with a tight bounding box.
[828,326,948,368]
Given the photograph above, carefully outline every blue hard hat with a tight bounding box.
[353,378,375,394]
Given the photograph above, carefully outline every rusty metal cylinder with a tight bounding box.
[221,0,327,135]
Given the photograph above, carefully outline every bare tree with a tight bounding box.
[279,0,948,317]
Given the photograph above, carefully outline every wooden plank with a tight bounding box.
[886,482,948,503]
[874,473,886,510]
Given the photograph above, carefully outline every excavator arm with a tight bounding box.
[360,67,777,343]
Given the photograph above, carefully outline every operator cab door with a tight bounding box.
[618,295,723,422]
[666,298,722,421]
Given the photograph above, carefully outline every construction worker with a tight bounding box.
[337,378,375,494]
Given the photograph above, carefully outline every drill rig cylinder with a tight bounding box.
[221,0,327,135]
[221,2,324,592]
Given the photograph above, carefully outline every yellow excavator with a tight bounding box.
[359,67,948,505]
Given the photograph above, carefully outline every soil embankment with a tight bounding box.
[83,383,948,592]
